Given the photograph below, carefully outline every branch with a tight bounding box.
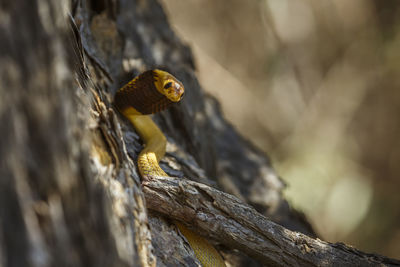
[142,176,400,267]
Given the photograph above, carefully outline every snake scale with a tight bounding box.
[114,69,226,267]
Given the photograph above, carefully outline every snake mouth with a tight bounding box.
[174,83,184,100]
[167,83,184,102]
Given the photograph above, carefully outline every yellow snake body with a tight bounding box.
[115,69,226,267]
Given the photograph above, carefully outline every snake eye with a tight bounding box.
[164,82,172,89]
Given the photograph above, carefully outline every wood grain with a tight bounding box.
[143,176,400,267]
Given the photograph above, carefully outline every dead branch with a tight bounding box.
[143,176,400,267]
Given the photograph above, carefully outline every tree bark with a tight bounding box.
[143,176,400,267]
[0,0,398,267]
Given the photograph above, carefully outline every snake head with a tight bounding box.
[154,69,185,102]
[162,79,184,102]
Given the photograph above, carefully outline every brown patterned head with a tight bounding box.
[114,69,185,115]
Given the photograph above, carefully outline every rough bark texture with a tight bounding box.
[0,1,145,267]
[143,176,400,267]
[1,0,398,267]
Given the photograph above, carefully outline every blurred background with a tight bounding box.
[161,0,400,258]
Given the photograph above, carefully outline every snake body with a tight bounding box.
[115,69,226,267]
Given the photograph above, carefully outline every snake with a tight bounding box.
[114,69,226,267]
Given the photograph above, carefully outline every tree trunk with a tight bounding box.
[0,0,398,266]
